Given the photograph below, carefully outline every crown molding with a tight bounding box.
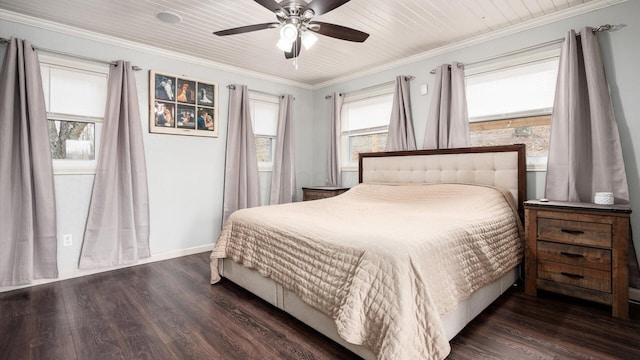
[0,9,313,90]
[311,0,627,89]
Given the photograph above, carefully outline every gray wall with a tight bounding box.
[312,0,640,263]
[0,19,314,279]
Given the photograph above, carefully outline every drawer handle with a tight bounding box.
[561,228,585,235]
[561,272,584,280]
[560,251,585,259]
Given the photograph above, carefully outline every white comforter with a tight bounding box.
[211,183,523,359]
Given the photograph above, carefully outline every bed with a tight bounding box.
[210,144,526,360]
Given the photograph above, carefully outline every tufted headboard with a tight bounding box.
[358,144,526,215]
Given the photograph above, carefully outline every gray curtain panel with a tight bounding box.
[386,76,417,151]
[326,92,343,186]
[0,38,58,285]
[223,85,260,223]
[545,28,639,286]
[270,94,296,204]
[546,28,629,203]
[79,60,150,269]
[423,62,469,149]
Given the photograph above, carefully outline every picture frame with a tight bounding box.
[149,70,218,137]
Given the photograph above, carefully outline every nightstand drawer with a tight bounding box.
[538,260,611,292]
[537,218,611,248]
[302,187,349,201]
[303,190,336,200]
[537,241,611,271]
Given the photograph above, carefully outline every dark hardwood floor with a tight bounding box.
[1,252,639,360]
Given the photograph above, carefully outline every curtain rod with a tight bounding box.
[226,84,294,100]
[324,75,414,99]
[429,24,619,74]
[0,37,142,71]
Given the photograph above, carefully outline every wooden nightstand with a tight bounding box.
[302,186,349,201]
[524,200,631,319]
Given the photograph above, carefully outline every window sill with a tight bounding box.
[526,164,547,172]
[53,161,96,175]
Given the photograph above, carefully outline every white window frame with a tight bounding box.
[340,86,394,171]
[40,54,109,175]
[249,92,279,172]
[465,49,560,172]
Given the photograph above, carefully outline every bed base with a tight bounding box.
[219,258,519,360]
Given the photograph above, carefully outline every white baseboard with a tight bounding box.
[0,243,214,293]
[630,287,640,302]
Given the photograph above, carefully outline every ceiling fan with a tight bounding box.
[213,0,369,59]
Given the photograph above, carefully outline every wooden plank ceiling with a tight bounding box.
[0,0,603,85]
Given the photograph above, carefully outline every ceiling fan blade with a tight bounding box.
[253,0,286,13]
[214,23,278,36]
[302,0,351,16]
[309,21,369,42]
[284,36,302,59]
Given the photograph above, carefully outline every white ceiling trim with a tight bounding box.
[311,0,627,90]
[0,9,313,90]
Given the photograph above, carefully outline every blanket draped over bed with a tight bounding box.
[211,183,523,360]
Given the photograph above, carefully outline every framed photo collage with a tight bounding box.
[149,70,219,137]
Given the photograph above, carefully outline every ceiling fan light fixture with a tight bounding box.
[277,38,294,52]
[280,23,298,42]
[212,0,370,61]
[301,31,318,50]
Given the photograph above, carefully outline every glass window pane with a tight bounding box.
[347,132,387,163]
[469,116,550,169]
[470,123,550,156]
[49,67,107,117]
[466,59,558,120]
[48,120,95,160]
[342,93,393,131]
[252,101,278,136]
[255,137,274,162]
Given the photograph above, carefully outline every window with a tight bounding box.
[465,51,559,171]
[249,93,279,171]
[341,87,394,170]
[40,55,109,174]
